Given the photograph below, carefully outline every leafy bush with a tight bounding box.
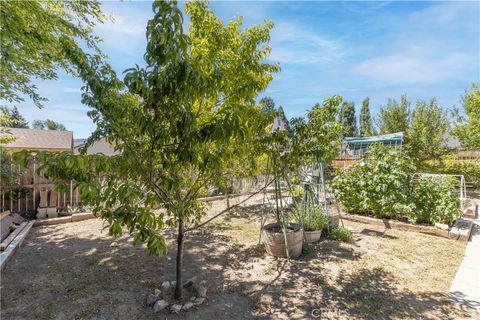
[411,176,461,225]
[333,144,463,225]
[290,205,329,231]
[420,157,480,189]
[329,227,353,243]
[332,144,415,219]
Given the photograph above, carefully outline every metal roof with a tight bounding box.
[345,132,404,146]
[0,128,73,151]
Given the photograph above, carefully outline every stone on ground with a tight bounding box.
[153,299,169,313]
[146,293,158,306]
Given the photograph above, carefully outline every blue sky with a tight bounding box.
[11,1,480,138]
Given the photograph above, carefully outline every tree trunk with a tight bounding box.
[174,218,184,300]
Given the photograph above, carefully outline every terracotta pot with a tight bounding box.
[262,222,303,258]
[303,230,322,243]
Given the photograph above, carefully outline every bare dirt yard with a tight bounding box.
[1,195,476,319]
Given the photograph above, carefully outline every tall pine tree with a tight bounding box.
[340,101,357,137]
[359,97,375,136]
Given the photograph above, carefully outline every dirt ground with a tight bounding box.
[0,195,477,319]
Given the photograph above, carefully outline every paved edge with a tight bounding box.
[449,220,480,314]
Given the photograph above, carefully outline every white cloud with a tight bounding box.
[354,51,472,84]
[270,22,344,65]
[352,1,479,85]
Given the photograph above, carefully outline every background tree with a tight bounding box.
[406,98,449,163]
[452,83,480,149]
[0,106,28,128]
[259,96,276,116]
[340,101,357,137]
[17,1,278,301]
[359,97,375,136]
[276,106,290,132]
[0,0,106,107]
[377,94,410,134]
[32,119,66,131]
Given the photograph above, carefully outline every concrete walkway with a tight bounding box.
[449,218,480,313]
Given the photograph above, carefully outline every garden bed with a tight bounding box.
[1,196,477,319]
[341,212,474,241]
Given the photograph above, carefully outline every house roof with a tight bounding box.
[345,132,404,147]
[0,128,73,151]
[74,138,118,156]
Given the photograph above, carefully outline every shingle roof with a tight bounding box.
[0,128,73,151]
[74,138,118,156]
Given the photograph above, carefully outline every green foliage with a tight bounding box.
[411,176,461,225]
[290,204,329,231]
[0,106,28,128]
[340,101,357,137]
[359,97,375,137]
[333,144,415,219]
[420,157,480,188]
[452,83,480,149]
[406,98,449,163]
[0,0,106,107]
[14,0,278,299]
[333,145,463,225]
[259,97,275,116]
[329,227,353,243]
[305,96,344,164]
[31,119,66,131]
[378,94,410,134]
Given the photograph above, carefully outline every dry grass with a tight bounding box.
[1,195,475,319]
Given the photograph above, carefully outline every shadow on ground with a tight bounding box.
[1,203,474,320]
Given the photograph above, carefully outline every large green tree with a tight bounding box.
[378,94,410,134]
[0,0,106,107]
[340,101,357,137]
[452,83,480,149]
[359,97,375,137]
[406,98,449,163]
[17,1,278,301]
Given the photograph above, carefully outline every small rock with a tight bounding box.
[183,277,196,290]
[193,297,205,306]
[153,299,169,313]
[154,289,162,297]
[110,242,119,247]
[161,281,170,292]
[146,293,158,306]
[170,281,176,288]
[190,296,196,301]
[170,304,182,313]
[196,285,207,297]
[183,302,194,311]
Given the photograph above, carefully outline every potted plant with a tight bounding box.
[291,204,329,243]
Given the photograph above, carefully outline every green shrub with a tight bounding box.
[420,158,480,189]
[333,144,462,225]
[411,176,461,225]
[332,144,415,219]
[290,205,329,231]
[329,227,353,243]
